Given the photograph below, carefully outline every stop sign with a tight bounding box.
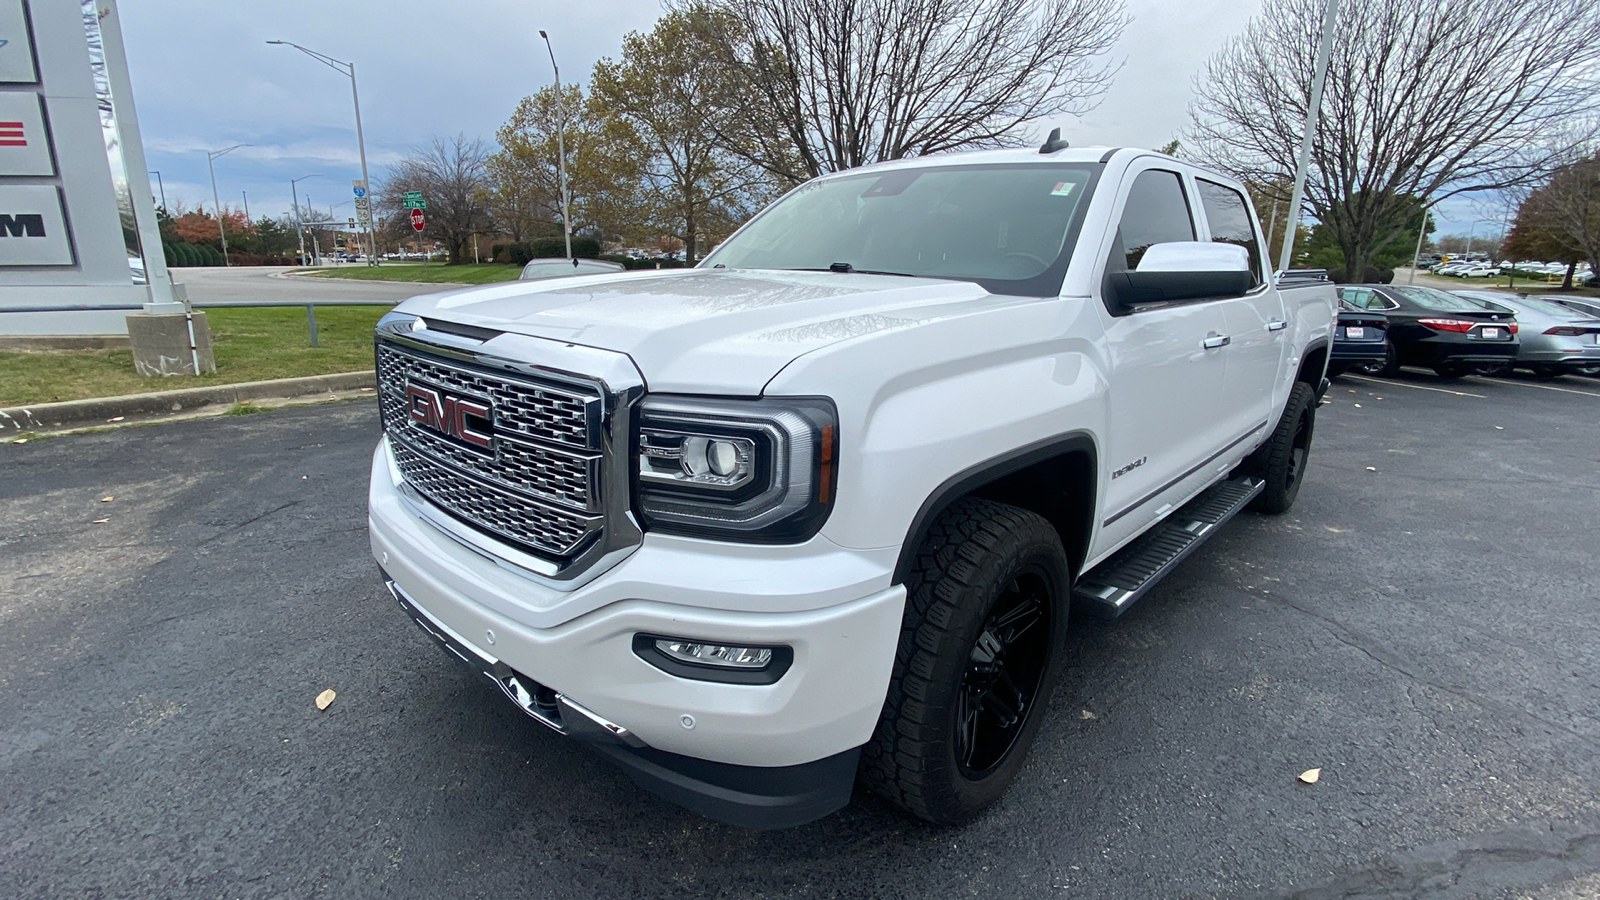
[409,208,425,232]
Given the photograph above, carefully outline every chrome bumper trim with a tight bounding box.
[385,578,645,749]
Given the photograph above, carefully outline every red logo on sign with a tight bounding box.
[405,383,492,450]
[0,121,25,147]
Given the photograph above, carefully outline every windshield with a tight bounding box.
[703,163,1099,296]
[1386,285,1490,313]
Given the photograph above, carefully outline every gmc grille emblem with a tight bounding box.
[406,383,493,451]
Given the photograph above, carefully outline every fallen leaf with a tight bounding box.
[107,416,124,423]
[1365,466,1377,472]
[1354,403,1362,408]
[1079,710,1097,720]
[1494,426,1504,430]
[100,496,113,502]
[315,689,336,711]
[92,517,110,524]
[1298,767,1321,784]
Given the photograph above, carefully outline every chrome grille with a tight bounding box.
[391,443,601,552]
[377,343,596,449]
[377,340,606,559]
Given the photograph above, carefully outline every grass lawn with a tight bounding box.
[297,263,521,285]
[0,305,390,407]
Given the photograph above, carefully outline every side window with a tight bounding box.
[1115,169,1194,270]
[1197,178,1263,285]
[1338,287,1373,309]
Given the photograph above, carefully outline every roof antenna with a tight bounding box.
[1039,127,1069,154]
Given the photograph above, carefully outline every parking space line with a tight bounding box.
[1464,378,1600,399]
[1344,375,1484,397]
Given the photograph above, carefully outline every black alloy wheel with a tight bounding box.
[1246,380,1316,514]
[861,497,1071,825]
[955,566,1052,777]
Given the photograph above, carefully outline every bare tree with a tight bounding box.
[378,134,491,264]
[687,0,1128,182]
[1186,0,1600,280]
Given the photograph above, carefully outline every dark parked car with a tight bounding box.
[1337,284,1518,377]
[1327,299,1390,377]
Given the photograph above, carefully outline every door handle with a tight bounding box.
[1267,319,1288,332]
[1202,333,1231,349]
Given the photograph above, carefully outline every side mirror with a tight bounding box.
[1107,241,1255,308]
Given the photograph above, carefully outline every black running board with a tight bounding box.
[1073,476,1263,618]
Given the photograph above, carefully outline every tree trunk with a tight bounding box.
[1561,262,1575,290]
[684,205,697,266]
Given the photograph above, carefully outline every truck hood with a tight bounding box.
[397,268,999,393]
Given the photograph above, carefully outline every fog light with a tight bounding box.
[655,639,773,668]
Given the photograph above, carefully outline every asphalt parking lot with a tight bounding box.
[3,370,1600,899]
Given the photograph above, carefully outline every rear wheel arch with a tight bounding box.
[892,432,1099,586]
[1297,339,1331,388]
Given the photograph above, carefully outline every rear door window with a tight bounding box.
[1114,170,1195,271]
[1196,179,1263,286]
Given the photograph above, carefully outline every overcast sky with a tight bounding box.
[120,0,1488,240]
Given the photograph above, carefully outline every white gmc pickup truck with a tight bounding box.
[368,140,1337,828]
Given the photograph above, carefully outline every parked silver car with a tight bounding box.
[518,258,626,280]
[1452,290,1600,376]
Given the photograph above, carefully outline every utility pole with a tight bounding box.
[540,30,574,260]
[1277,0,1339,274]
[242,190,250,222]
[291,174,321,267]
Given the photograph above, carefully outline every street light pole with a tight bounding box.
[291,174,322,267]
[1277,0,1340,274]
[242,190,250,222]
[268,40,379,266]
[539,30,574,260]
[148,170,166,211]
[206,143,248,266]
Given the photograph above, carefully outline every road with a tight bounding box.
[3,370,1600,898]
[171,266,459,306]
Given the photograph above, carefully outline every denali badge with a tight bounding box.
[1111,456,1147,479]
[406,383,493,451]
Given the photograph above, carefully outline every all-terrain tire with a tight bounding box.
[1245,381,1316,515]
[860,497,1071,825]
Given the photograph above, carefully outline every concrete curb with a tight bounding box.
[0,370,376,432]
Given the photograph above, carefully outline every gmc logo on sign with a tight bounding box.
[406,383,494,451]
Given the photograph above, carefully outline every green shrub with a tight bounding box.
[528,236,600,259]
[1328,265,1394,284]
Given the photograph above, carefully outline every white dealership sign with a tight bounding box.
[0,0,177,336]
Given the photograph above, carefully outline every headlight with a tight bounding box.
[633,395,838,542]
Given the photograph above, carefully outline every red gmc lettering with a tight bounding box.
[405,384,493,449]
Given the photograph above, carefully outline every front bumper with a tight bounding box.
[368,440,905,824]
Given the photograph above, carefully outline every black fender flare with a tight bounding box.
[891,431,1098,585]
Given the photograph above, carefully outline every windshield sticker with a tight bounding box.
[1050,182,1077,197]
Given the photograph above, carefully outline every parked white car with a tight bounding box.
[369,143,1338,827]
